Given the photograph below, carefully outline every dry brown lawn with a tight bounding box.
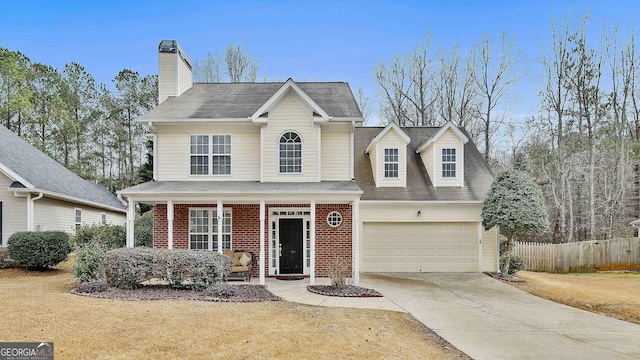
[0,262,468,359]
[509,271,640,324]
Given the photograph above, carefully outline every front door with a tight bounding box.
[279,219,303,274]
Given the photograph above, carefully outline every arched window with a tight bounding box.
[279,131,302,173]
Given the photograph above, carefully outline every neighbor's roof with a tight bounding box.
[141,81,363,120]
[355,127,494,202]
[0,125,125,212]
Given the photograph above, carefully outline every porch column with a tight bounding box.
[352,199,360,286]
[478,223,483,273]
[126,199,135,248]
[259,201,265,285]
[167,200,174,249]
[217,200,223,254]
[310,201,316,285]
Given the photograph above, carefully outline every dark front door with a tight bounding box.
[279,218,303,274]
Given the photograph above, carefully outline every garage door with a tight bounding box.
[363,222,479,272]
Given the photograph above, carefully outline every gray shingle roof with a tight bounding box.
[354,127,494,202]
[119,180,362,195]
[0,125,125,211]
[141,81,363,120]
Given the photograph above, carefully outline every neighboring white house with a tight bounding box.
[118,40,498,286]
[0,125,126,244]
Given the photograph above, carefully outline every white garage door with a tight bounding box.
[363,222,479,272]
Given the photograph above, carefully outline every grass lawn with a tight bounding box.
[509,271,640,325]
[0,261,467,359]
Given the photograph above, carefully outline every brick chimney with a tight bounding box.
[158,40,193,104]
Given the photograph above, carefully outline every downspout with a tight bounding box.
[27,192,44,231]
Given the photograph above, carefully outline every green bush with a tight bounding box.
[7,231,72,269]
[102,248,232,290]
[134,210,153,247]
[73,243,106,282]
[71,224,126,250]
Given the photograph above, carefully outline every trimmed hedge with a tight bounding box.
[103,248,232,290]
[71,224,126,250]
[7,231,72,269]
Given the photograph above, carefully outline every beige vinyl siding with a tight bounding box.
[359,202,484,223]
[158,52,177,104]
[155,123,260,181]
[0,173,27,244]
[419,145,434,183]
[177,54,192,97]
[369,144,378,185]
[482,227,499,272]
[262,95,319,182]
[34,197,125,233]
[373,130,406,187]
[434,129,464,187]
[321,127,351,181]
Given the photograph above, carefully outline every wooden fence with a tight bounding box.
[513,238,640,273]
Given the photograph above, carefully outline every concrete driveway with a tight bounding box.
[360,273,640,360]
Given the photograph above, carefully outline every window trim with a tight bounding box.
[326,211,343,228]
[189,134,232,176]
[278,130,303,174]
[441,148,457,178]
[383,148,399,178]
[188,207,232,251]
[74,208,82,232]
[101,213,107,225]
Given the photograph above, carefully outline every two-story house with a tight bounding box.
[118,40,498,286]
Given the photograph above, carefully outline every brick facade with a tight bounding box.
[152,202,352,278]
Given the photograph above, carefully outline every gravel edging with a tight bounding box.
[307,285,383,297]
[71,285,281,302]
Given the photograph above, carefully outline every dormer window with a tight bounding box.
[279,131,302,173]
[384,148,399,178]
[442,148,456,178]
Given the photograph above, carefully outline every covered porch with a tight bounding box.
[117,181,362,286]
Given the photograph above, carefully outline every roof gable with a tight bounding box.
[0,125,125,211]
[415,122,469,153]
[365,122,411,154]
[251,78,329,123]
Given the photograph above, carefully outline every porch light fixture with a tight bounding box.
[417,210,422,217]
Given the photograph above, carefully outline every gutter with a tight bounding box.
[27,192,44,231]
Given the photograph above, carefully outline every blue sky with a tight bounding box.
[2,0,639,123]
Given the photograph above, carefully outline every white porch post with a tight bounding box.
[310,201,316,285]
[126,199,135,248]
[259,200,265,285]
[352,199,360,286]
[217,200,223,253]
[26,193,33,231]
[167,200,174,249]
[478,223,483,273]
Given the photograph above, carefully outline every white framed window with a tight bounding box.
[327,211,343,227]
[74,208,82,231]
[101,213,107,225]
[190,135,209,175]
[279,131,302,173]
[188,208,232,251]
[442,148,457,178]
[190,135,232,176]
[384,148,399,178]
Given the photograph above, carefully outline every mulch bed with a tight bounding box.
[72,285,281,302]
[307,285,383,297]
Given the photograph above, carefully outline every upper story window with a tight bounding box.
[190,135,231,175]
[442,148,457,178]
[74,208,82,232]
[384,148,399,178]
[279,131,302,173]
